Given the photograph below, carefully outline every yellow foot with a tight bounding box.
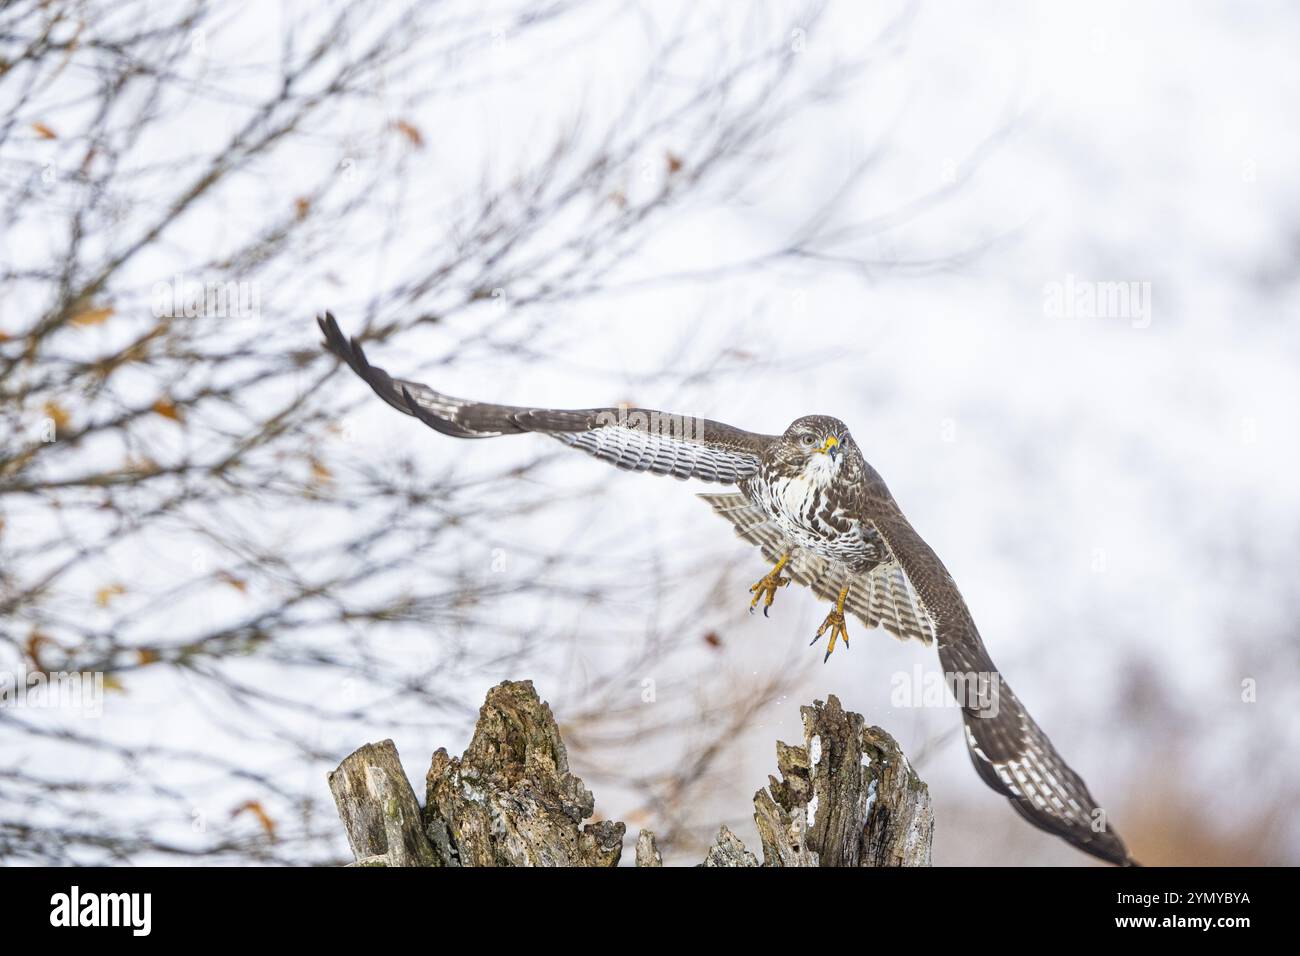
[811,586,851,663]
[748,554,792,617]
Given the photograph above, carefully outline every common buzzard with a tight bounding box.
[318,312,1135,866]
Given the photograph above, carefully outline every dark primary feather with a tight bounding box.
[318,312,772,483]
[867,505,1135,865]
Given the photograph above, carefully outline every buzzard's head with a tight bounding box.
[775,415,855,483]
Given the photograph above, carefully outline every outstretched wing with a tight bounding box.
[319,313,771,483]
[868,507,1136,865]
[697,493,936,645]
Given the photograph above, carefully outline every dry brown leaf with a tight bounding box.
[665,151,684,174]
[125,455,160,475]
[231,800,278,839]
[293,196,311,220]
[151,398,184,422]
[217,571,248,594]
[25,630,58,670]
[95,583,126,607]
[102,674,127,693]
[137,648,161,666]
[309,458,333,483]
[70,305,114,327]
[32,122,57,140]
[42,401,70,430]
[392,119,424,148]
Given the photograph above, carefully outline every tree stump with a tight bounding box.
[422,679,624,866]
[328,680,933,867]
[754,695,934,867]
[327,739,437,867]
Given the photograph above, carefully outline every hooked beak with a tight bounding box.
[819,435,840,459]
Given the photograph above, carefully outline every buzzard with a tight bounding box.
[318,312,1135,866]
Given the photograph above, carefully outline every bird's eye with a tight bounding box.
[801,434,815,446]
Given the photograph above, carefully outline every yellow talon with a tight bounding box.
[749,554,792,617]
[811,585,851,663]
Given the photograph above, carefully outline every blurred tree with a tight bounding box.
[0,0,945,863]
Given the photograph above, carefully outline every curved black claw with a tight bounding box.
[813,608,850,663]
[748,565,790,617]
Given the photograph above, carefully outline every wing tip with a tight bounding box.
[1074,826,1136,867]
[963,723,1136,866]
[317,311,376,378]
[1000,784,1135,865]
[317,310,343,356]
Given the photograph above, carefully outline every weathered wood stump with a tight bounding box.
[754,695,934,867]
[329,679,932,866]
[327,739,437,867]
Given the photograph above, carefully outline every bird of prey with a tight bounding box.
[318,312,1136,866]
